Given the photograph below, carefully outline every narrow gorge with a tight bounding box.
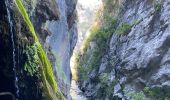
[0,0,170,100]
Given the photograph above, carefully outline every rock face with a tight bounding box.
[0,0,77,99]
[41,0,77,96]
[78,0,170,99]
[111,0,170,99]
[22,0,77,99]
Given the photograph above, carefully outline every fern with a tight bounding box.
[24,43,39,76]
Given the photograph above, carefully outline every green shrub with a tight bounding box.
[76,1,118,94]
[76,0,122,98]
[144,86,170,100]
[24,43,39,76]
[97,74,117,98]
[103,0,120,14]
[77,11,117,83]
[128,91,145,100]
[77,46,102,81]
[154,2,162,11]
[77,65,89,81]
[150,2,162,16]
[99,73,109,86]
[115,22,131,35]
[127,86,170,100]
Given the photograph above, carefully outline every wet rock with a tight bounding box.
[0,0,78,99]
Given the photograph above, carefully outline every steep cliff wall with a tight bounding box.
[0,0,77,99]
[77,0,170,99]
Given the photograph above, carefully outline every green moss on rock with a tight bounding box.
[14,0,65,99]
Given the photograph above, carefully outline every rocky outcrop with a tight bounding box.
[78,0,170,99]
[110,0,170,99]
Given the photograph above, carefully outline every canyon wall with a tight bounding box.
[77,0,170,99]
[0,0,77,99]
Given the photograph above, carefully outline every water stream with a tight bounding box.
[5,0,19,99]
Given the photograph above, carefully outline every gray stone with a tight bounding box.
[78,0,170,99]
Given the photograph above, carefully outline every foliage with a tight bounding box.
[150,2,162,16]
[24,43,39,76]
[77,47,102,81]
[82,16,117,53]
[144,86,170,100]
[128,86,170,100]
[98,73,117,98]
[77,4,118,83]
[15,0,65,99]
[104,0,115,10]
[99,73,109,86]
[128,91,146,100]
[76,0,127,98]
[77,65,89,81]
[75,52,88,81]
[154,2,162,11]
[115,22,132,35]
[103,0,120,15]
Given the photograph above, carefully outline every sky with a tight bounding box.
[77,0,103,41]
[78,0,103,10]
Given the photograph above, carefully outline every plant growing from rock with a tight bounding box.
[128,91,146,100]
[24,43,39,76]
[115,22,132,35]
[97,73,117,99]
[154,2,162,12]
[144,86,170,100]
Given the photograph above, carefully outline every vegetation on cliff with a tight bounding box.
[76,0,120,83]
[76,0,170,99]
[14,0,65,99]
[74,2,122,99]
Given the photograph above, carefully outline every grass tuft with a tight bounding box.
[115,22,131,35]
